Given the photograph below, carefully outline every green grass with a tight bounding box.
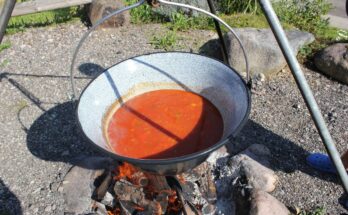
[0,59,9,67]
[273,0,331,35]
[0,42,10,52]
[298,207,326,215]
[150,31,178,50]
[219,0,259,14]
[219,13,294,30]
[298,27,348,62]
[6,6,83,34]
[124,0,165,24]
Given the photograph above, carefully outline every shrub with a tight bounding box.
[219,0,259,14]
[124,0,165,24]
[273,0,331,35]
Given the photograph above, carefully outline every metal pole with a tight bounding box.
[0,0,15,43]
[258,0,348,193]
[206,0,230,64]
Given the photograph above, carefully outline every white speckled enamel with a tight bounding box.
[77,52,249,154]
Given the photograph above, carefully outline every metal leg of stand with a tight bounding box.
[258,0,348,194]
[0,0,15,43]
[206,0,229,64]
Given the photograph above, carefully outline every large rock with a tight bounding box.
[225,28,315,77]
[60,156,116,214]
[88,0,130,28]
[154,0,216,17]
[314,43,348,84]
[60,166,96,214]
[250,190,290,215]
[230,144,278,193]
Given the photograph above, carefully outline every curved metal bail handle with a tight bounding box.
[70,0,251,100]
[157,0,250,85]
[70,0,146,100]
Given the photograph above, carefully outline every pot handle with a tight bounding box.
[70,0,250,100]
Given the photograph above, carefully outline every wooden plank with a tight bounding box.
[12,0,93,17]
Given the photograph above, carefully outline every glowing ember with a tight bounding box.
[167,191,181,214]
[107,163,187,214]
[114,162,138,180]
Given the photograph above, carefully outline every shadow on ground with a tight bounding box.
[25,101,106,169]
[0,178,22,215]
[78,63,105,77]
[23,63,107,169]
[199,38,224,62]
[20,61,339,183]
[227,120,339,184]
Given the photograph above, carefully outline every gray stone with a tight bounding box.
[60,157,115,214]
[61,166,94,214]
[314,43,348,84]
[230,145,278,192]
[250,190,290,215]
[101,191,115,208]
[88,0,130,28]
[153,0,215,17]
[241,144,271,161]
[44,205,52,212]
[225,28,315,77]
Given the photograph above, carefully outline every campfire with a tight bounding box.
[90,161,219,215]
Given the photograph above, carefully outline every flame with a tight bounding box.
[134,205,145,211]
[167,191,182,213]
[110,163,186,214]
[114,162,138,180]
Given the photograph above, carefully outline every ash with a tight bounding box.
[207,150,238,215]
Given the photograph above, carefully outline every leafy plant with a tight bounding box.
[273,0,331,35]
[297,207,326,215]
[0,59,9,67]
[0,42,10,52]
[124,0,165,24]
[336,29,348,41]
[169,12,191,31]
[150,31,178,50]
[219,0,259,14]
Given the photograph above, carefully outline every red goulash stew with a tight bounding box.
[106,90,223,159]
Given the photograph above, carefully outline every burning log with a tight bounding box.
[91,162,219,215]
[92,170,113,201]
[173,181,202,215]
[119,200,140,215]
[200,170,217,204]
[179,162,217,205]
[129,171,149,187]
[144,174,173,214]
[114,179,147,206]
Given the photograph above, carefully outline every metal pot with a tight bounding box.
[71,0,251,175]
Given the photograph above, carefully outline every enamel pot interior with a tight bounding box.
[77,52,250,174]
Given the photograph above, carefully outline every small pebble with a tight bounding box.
[44,205,52,212]
[292,104,301,109]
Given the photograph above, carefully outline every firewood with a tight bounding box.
[92,170,113,201]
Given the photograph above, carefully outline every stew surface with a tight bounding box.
[107,89,223,159]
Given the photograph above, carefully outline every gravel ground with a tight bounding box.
[0,21,347,214]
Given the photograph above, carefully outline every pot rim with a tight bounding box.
[76,51,251,165]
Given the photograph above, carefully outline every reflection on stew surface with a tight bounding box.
[107,90,223,159]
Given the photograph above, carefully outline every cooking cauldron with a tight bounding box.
[71,0,251,175]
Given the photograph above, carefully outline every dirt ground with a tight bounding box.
[0,22,347,214]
